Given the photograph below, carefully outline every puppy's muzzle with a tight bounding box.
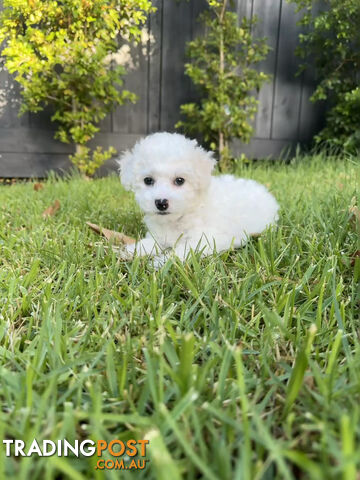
[155,199,169,212]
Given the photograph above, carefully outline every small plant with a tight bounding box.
[176,0,270,171]
[0,0,155,176]
[70,145,117,177]
[290,0,360,153]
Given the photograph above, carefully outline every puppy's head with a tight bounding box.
[118,132,216,217]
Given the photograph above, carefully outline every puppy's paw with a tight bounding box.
[113,243,136,260]
[152,254,170,270]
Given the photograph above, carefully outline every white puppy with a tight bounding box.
[118,132,279,262]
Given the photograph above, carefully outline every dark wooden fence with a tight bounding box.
[0,0,325,177]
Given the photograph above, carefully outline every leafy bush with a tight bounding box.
[0,0,154,176]
[176,0,270,171]
[290,0,360,153]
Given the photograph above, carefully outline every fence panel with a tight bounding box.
[0,0,324,177]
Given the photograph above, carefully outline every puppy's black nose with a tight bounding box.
[155,199,169,211]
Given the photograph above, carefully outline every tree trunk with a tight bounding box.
[218,0,227,171]
[219,130,225,166]
[76,143,85,155]
[218,135,230,172]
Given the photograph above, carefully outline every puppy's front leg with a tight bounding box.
[172,239,211,261]
[145,241,195,267]
[172,234,237,261]
[119,237,159,259]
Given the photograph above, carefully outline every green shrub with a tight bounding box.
[176,0,270,171]
[290,0,360,153]
[0,0,154,176]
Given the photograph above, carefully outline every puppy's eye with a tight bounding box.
[174,177,185,186]
[144,177,155,186]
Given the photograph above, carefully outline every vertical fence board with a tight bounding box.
[185,0,208,109]
[236,0,253,19]
[0,2,29,131]
[298,68,326,142]
[147,0,163,134]
[0,70,29,130]
[160,0,193,131]
[271,1,303,140]
[112,36,149,134]
[297,1,326,142]
[252,0,282,139]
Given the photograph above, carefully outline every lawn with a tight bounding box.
[0,154,359,479]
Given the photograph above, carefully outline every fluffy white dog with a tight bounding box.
[118,132,279,262]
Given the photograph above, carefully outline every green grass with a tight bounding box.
[0,154,359,479]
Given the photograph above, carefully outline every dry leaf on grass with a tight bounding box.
[42,199,61,218]
[86,222,136,245]
[34,183,44,191]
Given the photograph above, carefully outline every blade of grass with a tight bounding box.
[159,404,218,480]
[145,429,182,480]
[284,324,317,417]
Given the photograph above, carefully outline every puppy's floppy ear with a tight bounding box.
[194,148,216,190]
[185,146,216,195]
[199,149,216,175]
[117,149,135,191]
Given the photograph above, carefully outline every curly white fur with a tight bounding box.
[118,132,279,263]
